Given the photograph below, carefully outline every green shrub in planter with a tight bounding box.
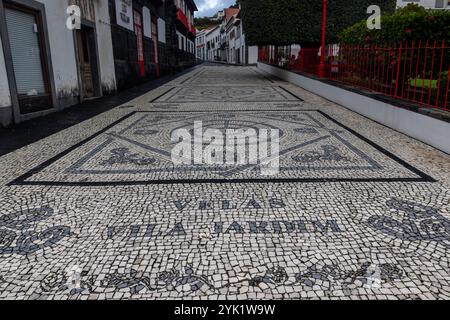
[240,0,395,46]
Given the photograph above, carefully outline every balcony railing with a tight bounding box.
[176,9,196,36]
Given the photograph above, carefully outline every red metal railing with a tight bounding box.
[259,42,450,111]
[176,10,189,29]
[177,9,196,37]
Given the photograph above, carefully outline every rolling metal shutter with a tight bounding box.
[5,8,46,96]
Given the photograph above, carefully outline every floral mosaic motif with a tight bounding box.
[292,145,348,163]
[17,110,430,184]
[368,198,450,246]
[294,262,403,287]
[294,127,319,134]
[40,270,95,295]
[101,264,214,294]
[249,267,289,286]
[101,148,156,166]
[40,263,214,295]
[0,207,72,255]
[0,206,54,230]
[39,261,403,296]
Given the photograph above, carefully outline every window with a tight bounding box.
[435,0,445,8]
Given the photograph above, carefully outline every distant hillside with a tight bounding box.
[194,16,219,31]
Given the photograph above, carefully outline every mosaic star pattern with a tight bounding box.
[11,110,431,185]
[0,65,450,300]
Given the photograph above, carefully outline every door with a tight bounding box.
[75,28,94,99]
[4,5,52,114]
[151,17,159,77]
[134,10,145,77]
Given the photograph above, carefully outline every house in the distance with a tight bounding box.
[199,6,257,65]
[223,9,257,65]
[205,25,221,61]
[195,28,206,61]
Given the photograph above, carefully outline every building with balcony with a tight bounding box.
[109,0,168,90]
[206,7,257,65]
[171,0,197,69]
[109,0,197,90]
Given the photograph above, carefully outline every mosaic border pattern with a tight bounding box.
[8,110,435,187]
[151,86,304,103]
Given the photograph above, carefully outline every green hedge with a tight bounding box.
[240,0,395,46]
[339,4,450,44]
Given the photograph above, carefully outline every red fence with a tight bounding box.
[259,42,450,111]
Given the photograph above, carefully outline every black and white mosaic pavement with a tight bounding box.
[1,65,450,300]
[10,110,432,186]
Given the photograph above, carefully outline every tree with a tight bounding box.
[339,4,450,44]
[240,0,396,46]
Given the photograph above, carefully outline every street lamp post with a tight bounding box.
[318,0,327,78]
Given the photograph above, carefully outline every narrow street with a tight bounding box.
[1,64,450,300]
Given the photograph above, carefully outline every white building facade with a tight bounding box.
[199,7,257,65]
[222,8,258,65]
[205,25,220,61]
[195,28,206,61]
[174,0,197,56]
[0,0,116,127]
[396,0,450,9]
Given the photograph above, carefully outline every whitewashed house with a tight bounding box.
[195,28,206,61]
[223,8,258,65]
[205,25,220,61]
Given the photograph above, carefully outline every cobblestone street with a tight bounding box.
[1,65,450,300]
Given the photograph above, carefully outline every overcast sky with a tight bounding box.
[195,0,236,18]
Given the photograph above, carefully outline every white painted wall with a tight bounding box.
[95,0,117,93]
[196,29,207,60]
[248,46,258,64]
[158,18,166,43]
[4,1,117,115]
[205,27,220,61]
[142,6,151,38]
[176,30,185,50]
[396,0,449,9]
[258,62,450,154]
[40,0,79,106]
[115,0,134,31]
[187,39,194,54]
[0,36,11,109]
